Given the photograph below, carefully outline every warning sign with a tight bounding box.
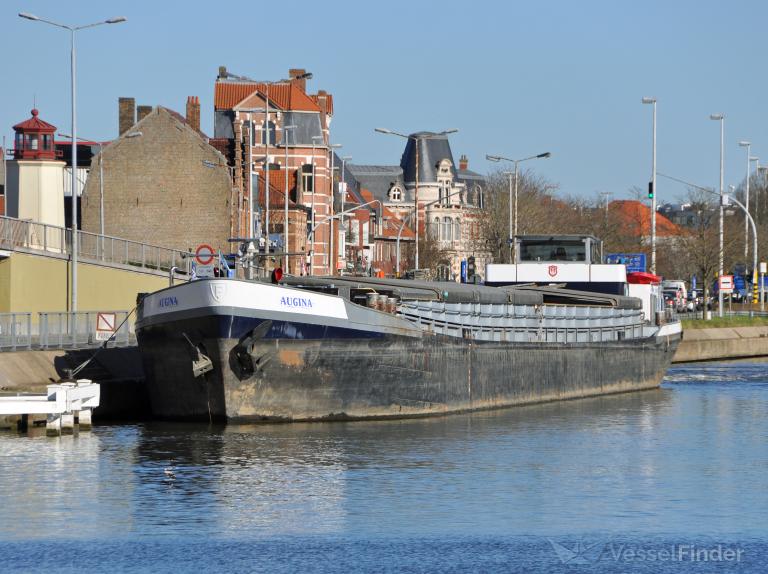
[195,244,216,278]
[718,275,734,293]
[95,312,117,341]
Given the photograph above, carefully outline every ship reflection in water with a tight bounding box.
[1,362,768,571]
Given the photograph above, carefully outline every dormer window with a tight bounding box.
[389,184,402,201]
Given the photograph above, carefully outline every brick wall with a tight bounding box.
[81,107,233,253]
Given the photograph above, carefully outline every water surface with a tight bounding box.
[1,362,767,572]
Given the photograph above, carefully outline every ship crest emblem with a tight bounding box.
[210,283,227,302]
[548,265,558,277]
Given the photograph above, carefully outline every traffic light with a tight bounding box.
[648,181,654,199]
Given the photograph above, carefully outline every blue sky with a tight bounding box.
[2,0,766,202]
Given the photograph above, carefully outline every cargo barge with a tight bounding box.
[135,235,681,422]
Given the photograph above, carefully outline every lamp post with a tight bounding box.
[20,12,126,313]
[758,164,768,226]
[328,143,342,275]
[486,151,551,262]
[710,113,725,317]
[375,127,458,270]
[751,157,760,225]
[339,155,352,273]
[308,135,324,275]
[282,124,296,271]
[739,141,751,261]
[642,97,658,273]
[726,189,758,309]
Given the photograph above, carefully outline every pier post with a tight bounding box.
[77,409,92,430]
[46,414,62,436]
[60,413,75,434]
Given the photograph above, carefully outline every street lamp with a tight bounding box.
[642,97,658,274]
[486,151,551,262]
[739,141,751,261]
[308,135,324,275]
[328,143,342,275]
[20,12,127,313]
[710,113,725,317]
[282,124,296,271]
[375,127,458,270]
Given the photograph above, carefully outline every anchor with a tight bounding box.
[229,320,273,380]
[182,333,214,378]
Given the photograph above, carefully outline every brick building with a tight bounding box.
[81,99,234,255]
[212,67,334,275]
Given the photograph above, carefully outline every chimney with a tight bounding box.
[186,96,201,132]
[137,105,152,123]
[118,97,136,136]
[316,90,329,132]
[459,154,468,171]
[218,65,228,79]
[289,68,307,92]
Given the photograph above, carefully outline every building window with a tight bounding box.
[442,217,452,242]
[42,134,52,150]
[454,219,460,242]
[432,217,440,239]
[15,132,23,149]
[389,185,402,201]
[474,185,484,209]
[301,164,314,193]
[29,134,39,150]
[261,120,276,145]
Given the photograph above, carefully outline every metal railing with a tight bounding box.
[38,311,134,349]
[0,311,135,351]
[0,215,193,275]
[0,313,33,350]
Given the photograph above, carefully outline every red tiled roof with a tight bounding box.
[13,109,56,132]
[609,200,681,236]
[215,81,321,112]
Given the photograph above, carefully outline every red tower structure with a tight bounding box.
[12,109,59,161]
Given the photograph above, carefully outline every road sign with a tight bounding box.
[761,262,767,274]
[195,244,215,265]
[605,253,647,273]
[718,275,734,293]
[195,244,216,278]
[95,312,117,341]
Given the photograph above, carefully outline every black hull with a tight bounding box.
[137,315,680,423]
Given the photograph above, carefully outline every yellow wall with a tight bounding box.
[0,251,172,316]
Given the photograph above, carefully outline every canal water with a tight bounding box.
[1,362,767,573]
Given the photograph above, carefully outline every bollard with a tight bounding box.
[77,409,92,431]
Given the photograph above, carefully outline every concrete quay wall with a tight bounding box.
[673,326,768,363]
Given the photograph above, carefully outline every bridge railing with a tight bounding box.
[38,311,134,349]
[0,313,33,350]
[0,215,193,275]
[0,311,135,351]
